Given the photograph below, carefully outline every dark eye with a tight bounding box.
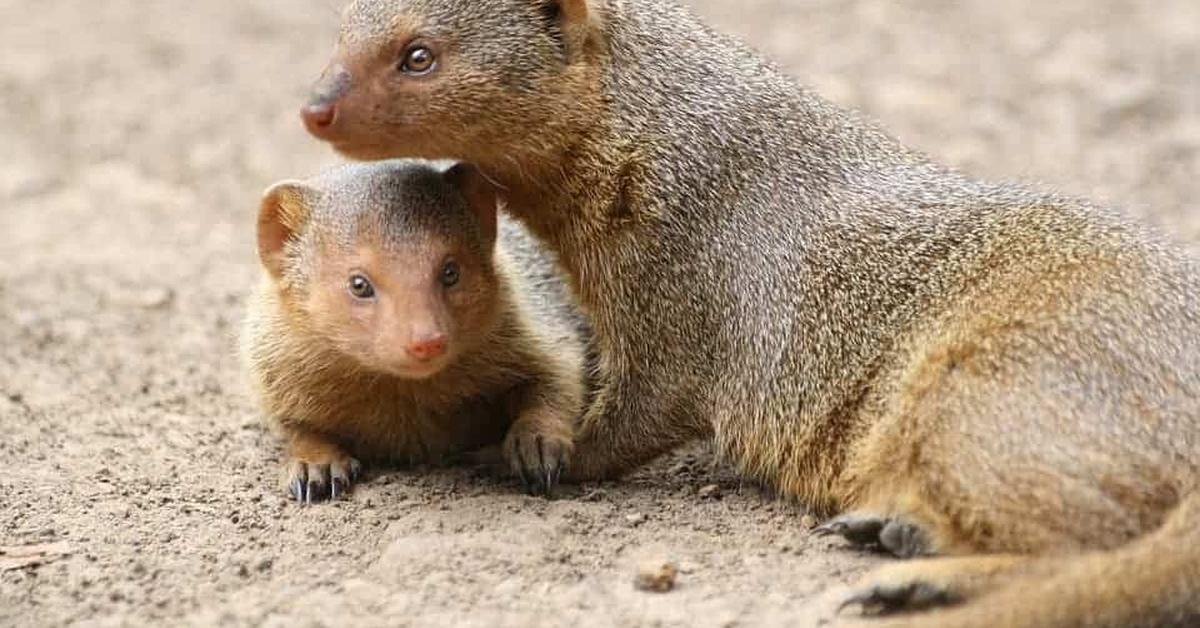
[399,46,436,75]
[440,260,460,287]
[348,274,375,299]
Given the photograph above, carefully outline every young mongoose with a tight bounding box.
[299,1,1200,625]
[240,160,586,501]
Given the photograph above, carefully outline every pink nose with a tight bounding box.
[407,335,447,361]
[301,102,337,134]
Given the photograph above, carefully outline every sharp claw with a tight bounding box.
[290,478,305,502]
[837,592,872,614]
[331,478,342,500]
[812,522,842,537]
[514,446,534,493]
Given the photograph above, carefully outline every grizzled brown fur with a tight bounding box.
[301,1,1200,625]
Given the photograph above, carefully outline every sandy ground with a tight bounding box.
[2,0,1197,626]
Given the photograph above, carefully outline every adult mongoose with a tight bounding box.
[298,1,1200,624]
[240,160,586,501]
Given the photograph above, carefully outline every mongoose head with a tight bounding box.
[257,160,501,379]
[301,0,599,165]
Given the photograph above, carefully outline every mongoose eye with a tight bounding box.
[348,274,376,299]
[440,260,460,288]
[399,46,436,76]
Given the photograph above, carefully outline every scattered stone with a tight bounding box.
[634,560,678,593]
[624,512,646,526]
[800,514,818,529]
[697,484,721,499]
[134,287,175,310]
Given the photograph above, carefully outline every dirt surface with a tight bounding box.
[2,1,1197,626]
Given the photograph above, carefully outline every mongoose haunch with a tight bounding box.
[300,1,1200,625]
[240,160,585,501]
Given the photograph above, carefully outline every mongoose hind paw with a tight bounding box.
[814,513,931,558]
[287,456,363,504]
[838,580,961,617]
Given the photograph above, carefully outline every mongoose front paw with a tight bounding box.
[503,422,572,498]
[814,513,931,558]
[286,455,363,504]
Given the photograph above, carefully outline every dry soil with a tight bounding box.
[2,1,1197,626]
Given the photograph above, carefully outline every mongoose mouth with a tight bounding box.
[380,357,451,381]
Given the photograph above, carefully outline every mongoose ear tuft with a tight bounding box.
[444,163,498,247]
[539,0,595,58]
[257,181,312,278]
[554,0,590,25]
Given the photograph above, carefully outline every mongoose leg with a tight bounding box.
[565,386,709,481]
[284,428,362,504]
[815,513,933,558]
[504,400,574,497]
[841,496,1200,627]
[839,554,1036,616]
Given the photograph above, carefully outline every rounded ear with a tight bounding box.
[553,0,589,26]
[543,0,597,58]
[443,163,498,247]
[257,180,312,278]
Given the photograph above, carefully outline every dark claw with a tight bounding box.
[526,473,545,496]
[306,479,326,504]
[515,447,534,494]
[838,583,959,616]
[349,459,363,481]
[331,477,343,500]
[290,478,306,502]
[812,522,841,537]
[814,515,886,546]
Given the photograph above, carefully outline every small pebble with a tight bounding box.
[624,512,646,526]
[697,484,721,499]
[134,287,175,309]
[800,514,818,529]
[634,560,678,593]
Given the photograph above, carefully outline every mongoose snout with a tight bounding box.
[301,64,350,136]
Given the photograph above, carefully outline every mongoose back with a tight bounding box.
[241,160,585,501]
[299,1,1200,625]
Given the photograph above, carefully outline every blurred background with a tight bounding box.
[2,1,1197,626]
